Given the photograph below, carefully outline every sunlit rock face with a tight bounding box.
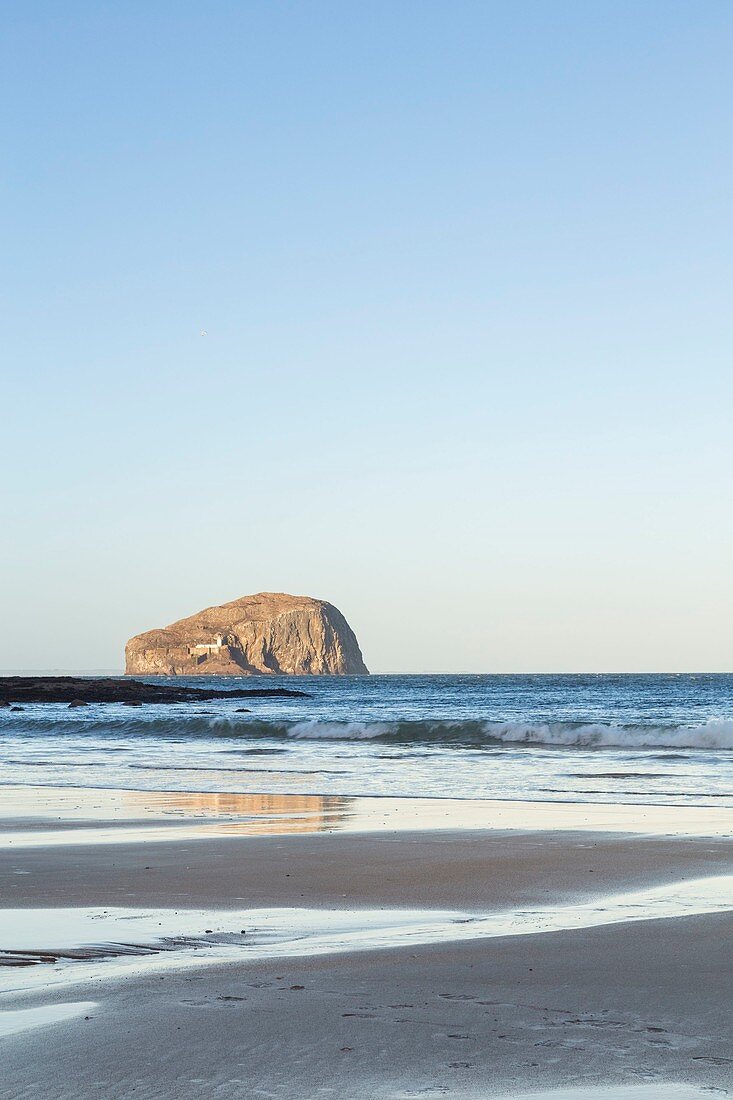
[125,592,369,676]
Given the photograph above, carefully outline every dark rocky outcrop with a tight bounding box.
[0,677,309,705]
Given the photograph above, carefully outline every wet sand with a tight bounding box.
[4,784,733,843]
[1,788,732,1098]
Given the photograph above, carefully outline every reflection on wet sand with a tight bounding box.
[2,785,733,846]
[123,789,354,833]
[0,787,355,844]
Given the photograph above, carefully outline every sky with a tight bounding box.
[2,1,732,673]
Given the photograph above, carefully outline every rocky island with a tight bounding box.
[125,592,369,676]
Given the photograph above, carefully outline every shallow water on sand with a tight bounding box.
[3,874,732,997]
[0,1000,95,1038]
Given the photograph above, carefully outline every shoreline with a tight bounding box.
[3,784,733,843]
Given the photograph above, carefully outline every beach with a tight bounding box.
[1,784,732,1099]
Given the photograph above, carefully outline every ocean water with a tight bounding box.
[1,674,733,807]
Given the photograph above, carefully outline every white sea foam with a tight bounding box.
[481,717,733,750]
[5,710,733,751]
[286,719,394,740]
[275,716,733,750]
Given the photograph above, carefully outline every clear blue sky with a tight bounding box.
[2,1,732,672]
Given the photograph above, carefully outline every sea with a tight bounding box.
[2,674,733,808]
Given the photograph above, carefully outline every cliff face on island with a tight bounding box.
[124,592,369,676]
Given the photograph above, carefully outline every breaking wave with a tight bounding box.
[280,717,733,749]
[3,713,733,750]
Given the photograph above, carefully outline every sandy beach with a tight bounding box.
[1,787,732,1099]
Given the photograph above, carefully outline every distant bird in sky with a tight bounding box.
[199,329,207,336]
